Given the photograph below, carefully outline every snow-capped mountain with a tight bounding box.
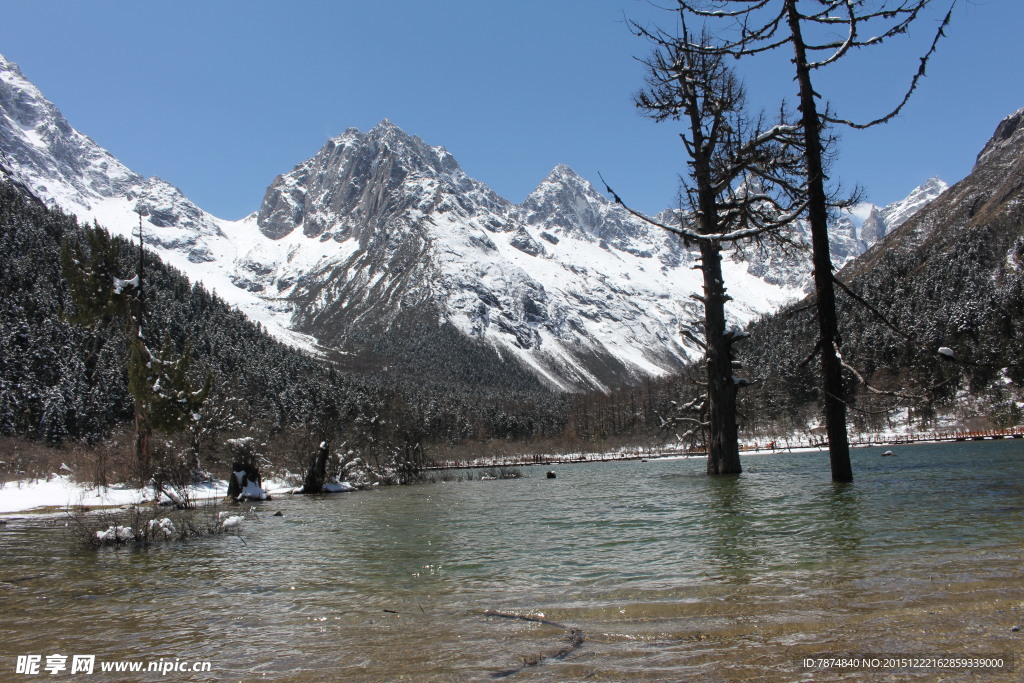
[0,56,224,262]
[248,121,803,390]
[0,52,945,391]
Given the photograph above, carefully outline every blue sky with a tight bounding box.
[1,0,1018,219]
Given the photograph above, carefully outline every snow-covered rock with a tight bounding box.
[231,470,270,502]
[858,177,949,249]
[96,525,135,543]
[147,517,176,538]
[322,479,356,493]
[218,514,244,530]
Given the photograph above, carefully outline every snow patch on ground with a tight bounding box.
[0,475,294,516]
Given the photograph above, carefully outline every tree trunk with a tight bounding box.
[683,70,743,476]
[301,441,330,494]
[226,460,262,501]
[134,401,151,487]
[785,1,853,482]
[701,241,742,475]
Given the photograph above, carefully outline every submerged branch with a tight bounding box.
[487,611,586,678]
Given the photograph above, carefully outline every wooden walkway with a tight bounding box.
[744,427,1024,452]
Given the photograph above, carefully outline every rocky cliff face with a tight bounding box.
[0,55,137,203]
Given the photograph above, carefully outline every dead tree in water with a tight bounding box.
[670,0,955,481]
[610,24,806,475]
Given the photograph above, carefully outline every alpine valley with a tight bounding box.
[0,52,945,393]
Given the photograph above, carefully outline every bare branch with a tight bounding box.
[834,342,928,401]
[797,340,822,368]
[821,1,957,128]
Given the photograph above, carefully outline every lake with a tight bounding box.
[1,441,1022,680]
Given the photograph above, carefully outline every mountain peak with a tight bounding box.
[908,177,948,202]
[325,120,421,151]
[542,163,590,188]
[523,164,604,212]
[257,119,501,240]
[0,51,145,212]
[366,119,425,147]
[880,177,947,233]
[521,164,602,225]
[0,52,19,72]
[0,52,25,75]
[369,118,401,135]
[0,53,52,129]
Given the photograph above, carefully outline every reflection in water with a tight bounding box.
[0,441,1021,680]
[694,466,869,585]
[702,475,759,583]
[819,482,864,566]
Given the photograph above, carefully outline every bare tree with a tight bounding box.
[670,0,955,481]
[608,24,806,475]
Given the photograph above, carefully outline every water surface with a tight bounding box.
[1,441,1022,680]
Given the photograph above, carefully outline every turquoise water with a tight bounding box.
[1,441,1021,680]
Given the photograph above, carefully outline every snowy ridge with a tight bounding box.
[0,54,138,207]
[736,177,950,290]
[0,52,946,391]
[858,177,949,249]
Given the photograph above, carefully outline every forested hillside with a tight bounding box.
[0,178,571,476]
[737,109,1024,435]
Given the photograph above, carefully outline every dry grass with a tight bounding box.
[0,430,138,487]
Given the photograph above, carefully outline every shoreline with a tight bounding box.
[0,443,820,516]
[4,431,1022,515]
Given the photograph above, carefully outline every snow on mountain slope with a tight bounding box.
[0,55,136,207]
[0,53,320,352]
[0,52,945,391]
[252,122,804,390]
